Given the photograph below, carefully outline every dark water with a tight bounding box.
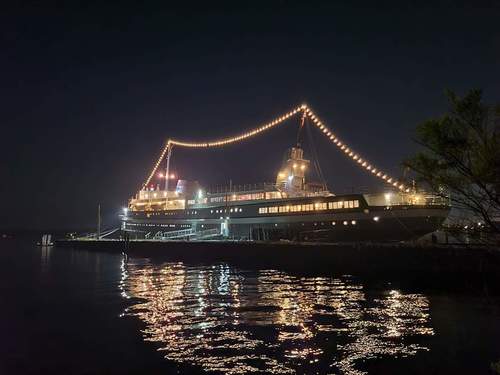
[1,239,500,374]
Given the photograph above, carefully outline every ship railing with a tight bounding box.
[206,182,330,199]
[206,182,329,194]
[206,182,281,194]
[363,191,451,207]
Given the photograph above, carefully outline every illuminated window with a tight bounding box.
[348,200,354,208]
[259,207,268,214]
[354,200,359,208]
[314,202,327,210]
[269,207,278,213]
[301,204,310,211]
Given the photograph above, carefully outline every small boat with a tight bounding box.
[37,234,54,246]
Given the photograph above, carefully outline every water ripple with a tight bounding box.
[120,260,433,374]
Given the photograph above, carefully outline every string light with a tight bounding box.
[142,141,171,189]
[167,107,303,149]
[304,105,408,192]
[141,103,408,192]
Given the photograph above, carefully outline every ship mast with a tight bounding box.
[164,143,173,207]
[296,109,307,147]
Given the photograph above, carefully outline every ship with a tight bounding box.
[122,143,450,242]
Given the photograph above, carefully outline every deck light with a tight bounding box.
[384,193,392,204]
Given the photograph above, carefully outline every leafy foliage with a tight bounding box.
[405,89,500,234]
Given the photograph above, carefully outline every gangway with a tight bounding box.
[151,228,221,241]
[193,228,220,239]
[78,227,119,240]
[154,228,193,240]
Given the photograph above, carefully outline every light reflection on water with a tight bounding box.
[120,259,433,374]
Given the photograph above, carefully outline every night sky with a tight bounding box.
[2,2,499,231]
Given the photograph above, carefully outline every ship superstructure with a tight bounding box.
[123,141,450,242]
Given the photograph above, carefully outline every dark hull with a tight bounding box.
[123,194,449,242]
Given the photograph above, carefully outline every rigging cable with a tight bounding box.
[304,116,329,191]
[141,104,409,192]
